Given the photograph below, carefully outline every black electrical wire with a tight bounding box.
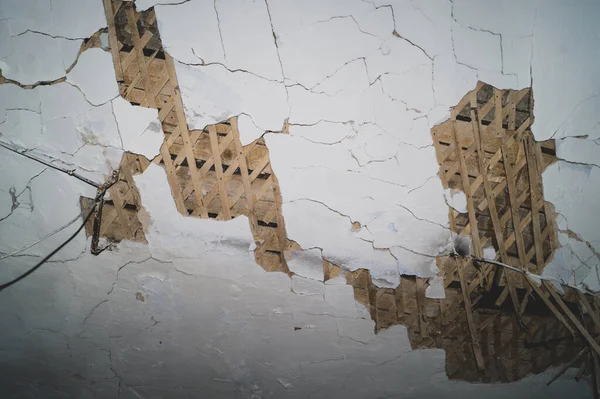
[0,190,105,292]
[0,141,100,188]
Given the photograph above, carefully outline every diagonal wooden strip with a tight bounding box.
[545,281,600,357]
[577,290,600,331]
[209,125,232,220]
[159,141,187,214]
[471,103,520,312]
[502,139,528,269]
[525,277,576,336]
[103,0,123,81]
[107,185,134,237]
[231,118,256,211]
[546,347,588,386]
[494,88,503,134]
[164,54,208,218]
[456,258,486,370]
[125,4,157,108]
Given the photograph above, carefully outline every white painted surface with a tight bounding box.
[1,0,600,397]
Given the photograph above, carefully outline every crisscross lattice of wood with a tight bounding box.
[82,152,148,243]
[347,267,584,383]
[99,0,289,273]
[430,82,557,286]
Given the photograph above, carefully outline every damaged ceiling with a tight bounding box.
[1,0,600,398]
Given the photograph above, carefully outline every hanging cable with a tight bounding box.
[0,140,100,188]
[0,193,100,292]
[0,171,119,292]
[0,198,98,260]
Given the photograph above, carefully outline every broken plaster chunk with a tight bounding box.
[175,61,288,132]
[67,48,119,106]
[482,246,497,261]
[0,26,82,85]
[281,200,399,287]
[237,114,265,146]
[153,0,224,65]
[443,188,467,214]
[286,248,325,282]
[133,163,255,262]
[112,97,164,160]
[425,275,446,299]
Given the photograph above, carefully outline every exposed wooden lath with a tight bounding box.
[431,82,557,279]
[81,153,148,244]
[89,0,290,273]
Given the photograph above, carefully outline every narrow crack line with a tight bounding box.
[213,0,228,63]
[0,168,47,223]
[2,76,67,90]
[396,202,449,230]
[264,0,291,116]
[550,91,600,140]
[153,0,191,7]
[406,175,437,194]
[177,58,283,84]
[392,31,433,61]
[82,299,108,325]
[14,29,85,41]
[287,197,357,224]
[309,57,366,92]
[110,101,125,150]
[314,15,378,39]
[555,156,600,169]
[64,80,121,108]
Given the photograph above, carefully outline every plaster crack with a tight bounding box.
[213,0,227,63]
[264,0,291,117]
[0,167,46,223]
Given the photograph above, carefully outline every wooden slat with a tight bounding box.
[457,258,486,370]
[525,277,576,336]
[125,5,157,108]
[451,119,482,257]
[545,282,600,357]
[502,139,528,269]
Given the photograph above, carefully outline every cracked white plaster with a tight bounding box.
[214,0,284,82]
[0,82,123,183]
[174,61,288,131]
[451,22,502,75]
[287,248,325,282]
[443,188,467,214]
[2,0,600,396]
[0,0,106,85]
[532,0,600,140]
[0,0,105,38]
[134,163,255,261]
[0,147,96,262]
[111,97,164,160]
[153,0,224,65]
[0,24,82,85]
[543,161,600,292]
[66,48,119,106]
[237,114,265,146]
